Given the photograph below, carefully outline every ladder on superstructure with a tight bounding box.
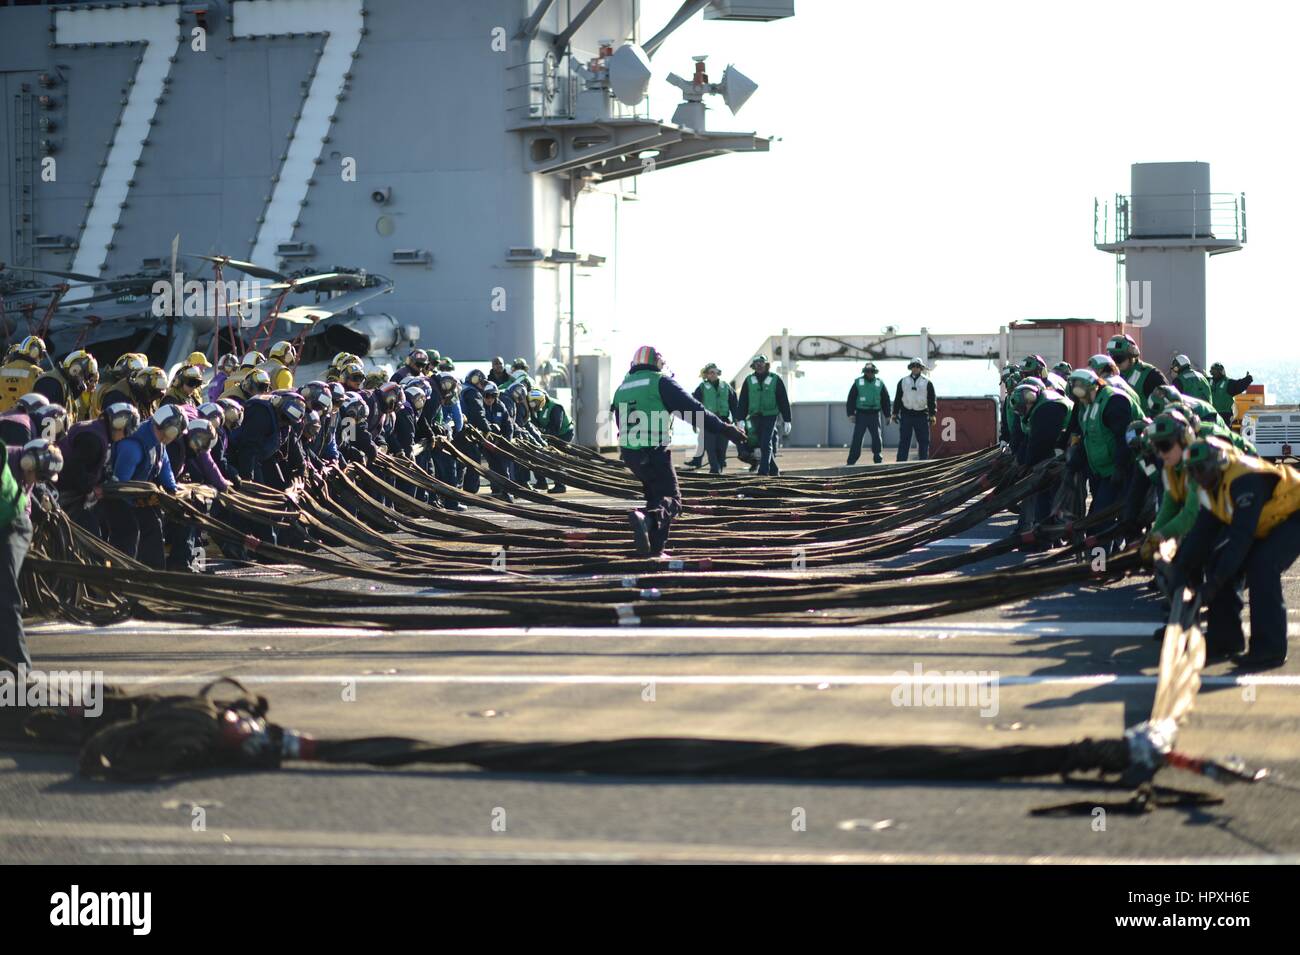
[10,86,36,267]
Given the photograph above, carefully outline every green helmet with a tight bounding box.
[1067,368,1100,397]
[751,354,769,368]
[1148,409,1195,450]
[1021,354,1047,376]
[1106,333,1140,361]
[1164,401,1203,430]
[1087,353,1119,377]
[1010,378,1043,415]
[1184,437,1232,488]
[1146,384,1184,415]
[1052,360,1072,377]
[862,361,878,375]
[1209,361,1226,377]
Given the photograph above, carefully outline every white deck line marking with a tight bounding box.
[91,673,1300,688]
[29,621,1300,639]
[926,539,1000,547]
[0,819,1292,866]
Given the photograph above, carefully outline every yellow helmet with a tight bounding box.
[61,349,99,382]
[340,361,366,385]
[186,350,213,369]
[331,351,360,371]
[216,353,239,374]
[15,335,47,363]
[239,368,273,396]
[240,350,265,368]
[113,352,148,375]
[132,365,169,397]
[364,371,387,389]
[268,341,296,365]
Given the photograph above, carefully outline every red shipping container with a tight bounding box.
[1009,319,1141,369]
[931,397,999,458]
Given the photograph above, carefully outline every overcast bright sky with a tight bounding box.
[597,0,1291,390]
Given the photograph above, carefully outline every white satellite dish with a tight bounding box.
[607,43,652,106]
[718,64,758,114]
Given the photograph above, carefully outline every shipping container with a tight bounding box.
[931,397,999,458]
[1008,319,1140,370]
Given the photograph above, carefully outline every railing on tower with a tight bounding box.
[1094,192,1246,245]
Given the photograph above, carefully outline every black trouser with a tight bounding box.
[897,410,930,461]
[66,498,105,538]
[1205,511,1300,660]
[704,429,731,473]
[621,446,682,553]
[0,511,32,668]
[102,497,140,560]
[847,410,882,464]
[752,414,780,476]
[1088,471,1126,516]
[135,504,166,569]
[432,446,462,504]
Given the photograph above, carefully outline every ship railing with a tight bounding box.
[505,57,653,123]
[1093,192,1246,245]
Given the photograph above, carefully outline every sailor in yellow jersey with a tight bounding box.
[0,336,48,413]
[263,341,297,391]
[1171,437,1300,669]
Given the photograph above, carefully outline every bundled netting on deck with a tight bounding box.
[18,433,1132,630]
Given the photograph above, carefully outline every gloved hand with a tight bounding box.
[927,414,936,425]
[1139,533,1161,563]
[229,474,243,491]
[783,421,792,437]
[728,425,748,445]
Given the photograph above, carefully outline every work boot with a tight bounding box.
[1232,650,1287,671]
[873,455,883,464]
[627,510,651,556]
[548,482,567,494]
[684,457,703,470]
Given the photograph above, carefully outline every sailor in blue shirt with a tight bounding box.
[104,405,184,567]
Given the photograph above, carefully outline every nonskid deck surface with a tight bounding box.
[5,451,1298,864]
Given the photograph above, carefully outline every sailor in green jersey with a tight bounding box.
[1067,368,1145,515]
[1139,410,1202,560]
[1105,333,1169,414]
[845,361,892,465]
[691,363,739,473]
[1168,354,1212,404]
[612,346,747,557]
[736,355,792,476]
[1208,362,1254,425]
[527,388,573,494]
